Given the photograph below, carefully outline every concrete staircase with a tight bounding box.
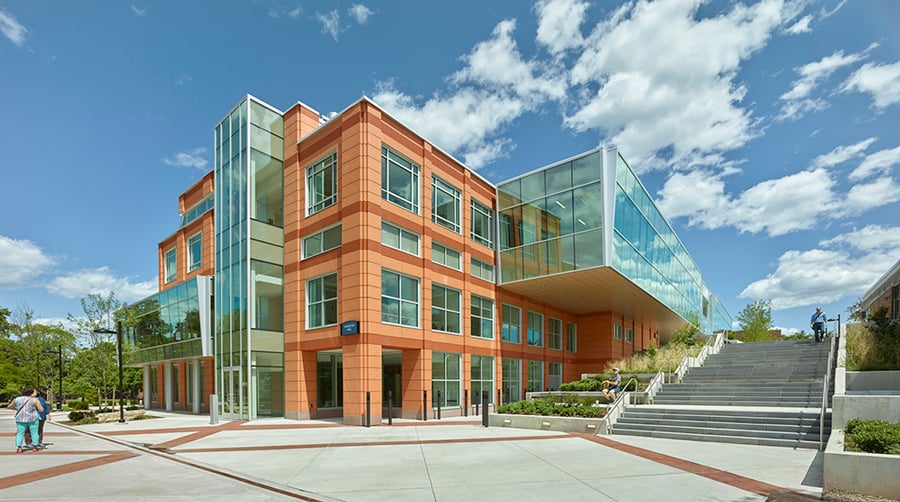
[611,339,833,448]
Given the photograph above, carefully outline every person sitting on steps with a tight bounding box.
[601,368,621,402]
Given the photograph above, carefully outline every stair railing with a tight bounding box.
[819,330,838,451]
[643,370,665,404]
[599,377,639,434]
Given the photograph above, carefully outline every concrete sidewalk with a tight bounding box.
[0,409,823,501]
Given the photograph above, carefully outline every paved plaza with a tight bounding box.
[0,408,824,501]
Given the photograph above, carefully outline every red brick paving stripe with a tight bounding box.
[173,433,565,453]
[148,419,246,450]
[0,451,137,490]
[574,433,810,498]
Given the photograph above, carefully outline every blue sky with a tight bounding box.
[1,0,898,334]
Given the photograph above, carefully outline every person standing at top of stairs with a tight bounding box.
[810,307,827,343]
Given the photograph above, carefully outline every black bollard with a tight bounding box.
[365,391,371,428]
[388,390,393,426]
[437,390,442,420]
[497,388,501,409]
[423,390,427,421]
[464,389,468,417]
[481,391,489,427]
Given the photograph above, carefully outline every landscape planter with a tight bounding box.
[489,413,607,434]
[824,430,900,500]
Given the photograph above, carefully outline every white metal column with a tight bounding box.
[192,359,201,414]
[164,364,173,411]
[143,366,151,410]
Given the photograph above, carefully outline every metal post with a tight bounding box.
[423,390,427,421]
[464,389,468,417]
[365,391,371,428]
[57,345,63,410]
[387,390,393,426]
[475,399,479,416]
[497,388,501,409]
[117,321,125,423]
[437,390,441,420]
[481,391,489,427]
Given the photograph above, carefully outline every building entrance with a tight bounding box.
[382,350,402,418]
[222,366,243,418]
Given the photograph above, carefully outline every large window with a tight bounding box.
[307,273,338,329]
[527,311,543,347]
[432,284,461,334]
[502,358,522,403]
[382,221,420,256]
[566,322,577,353]
[165,248,177,283]
[471,257,494,282]
[188,233,202,272]
[470,355,494,405]
[432,176,461,233]
[614,324,623,340]
[470,295,494,339]
[626,327,634,342]
[527,360,544,393]
[382,145,419,213]
[471,199,494,247]
[502,304,521,343]
[432,242,461,270]
[432,351,460,408]
[548,317,562,350]
[381,269,419,327]
[307,152,337,215]
[303,224,342,258]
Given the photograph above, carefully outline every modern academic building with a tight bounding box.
[860,259,900,320]
[125,94,732,424]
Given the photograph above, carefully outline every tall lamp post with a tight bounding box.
[40,346,63,410]
[93,321,125,424]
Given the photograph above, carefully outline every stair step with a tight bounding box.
[610,428,824,449]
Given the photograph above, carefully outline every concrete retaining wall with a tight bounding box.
[846,370,900,391]
[824,430,900,500]
[489,413,606,435]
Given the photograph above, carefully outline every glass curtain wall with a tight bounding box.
[497,151,603,283]
[215,97,285,420]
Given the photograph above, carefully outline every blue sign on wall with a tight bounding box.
[341,320,359,335]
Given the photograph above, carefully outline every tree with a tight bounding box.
[67,292,127,406]
[848,298,866,322]
[737,300,774,342]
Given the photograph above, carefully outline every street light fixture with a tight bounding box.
[93,321,125,424]
[40,346,63,411]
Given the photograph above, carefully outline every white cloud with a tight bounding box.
[46,267,156,302]
[288,7,301,18]
[348,4,373,24]
[850,146,900,180]
[131,5,146,16]
[0,236,55,288]
[565,0,793,170]
[811,137,875,168]
[834,177,900,217]
[819,0,846,19]
[176,73,193,86]
[534,0,589,54]
[841,61,900,110]
[784,14,811,34]
[821,224,900,253]
[738,247,896,310]
[0,8,28,47]
[316,10,341,41]
[778,45,875,121]
[163,147,208,170]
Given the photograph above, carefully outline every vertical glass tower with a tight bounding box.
[214,96,286,419]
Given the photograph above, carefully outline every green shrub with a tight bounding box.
[125,405,141,411]
[68,400,89,411]
[845,419,900,455]
[76,416,98,425]
[559,375,643,392]
[67,411,85,422]
[497,397,607,419]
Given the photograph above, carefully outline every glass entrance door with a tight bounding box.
[222,366,242,418]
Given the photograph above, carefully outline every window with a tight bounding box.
[548,317,562,350]
[527,360,544,393]
[501,304,521,343]
[502,358,522,403]
[614,324,623,340]
[307,152,337,215]
[432,242,461,270]
[303,224,342,258]
[432,176,461,233]
[188,233,202,272]
[382,145,419,213]
[431,284,461,334]
[381,269,419,327]
[470,355,494,405]
[165,248,177,283]
[307,272,338,329]
[548,362,562,391]
[382,221,420,256]
[626,328,634,343]
[527,311,543,347]
[471,295,494,339]
[471,199,494,247]
[432,351,461,407]
[471,257,494,282]
[566,322,577,353]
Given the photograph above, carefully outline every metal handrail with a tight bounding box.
[819,330,838,450]
[599,377,640,434]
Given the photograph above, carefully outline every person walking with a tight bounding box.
[24,390,51,450]
[7,387,44,453]
[810,307,827,343]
